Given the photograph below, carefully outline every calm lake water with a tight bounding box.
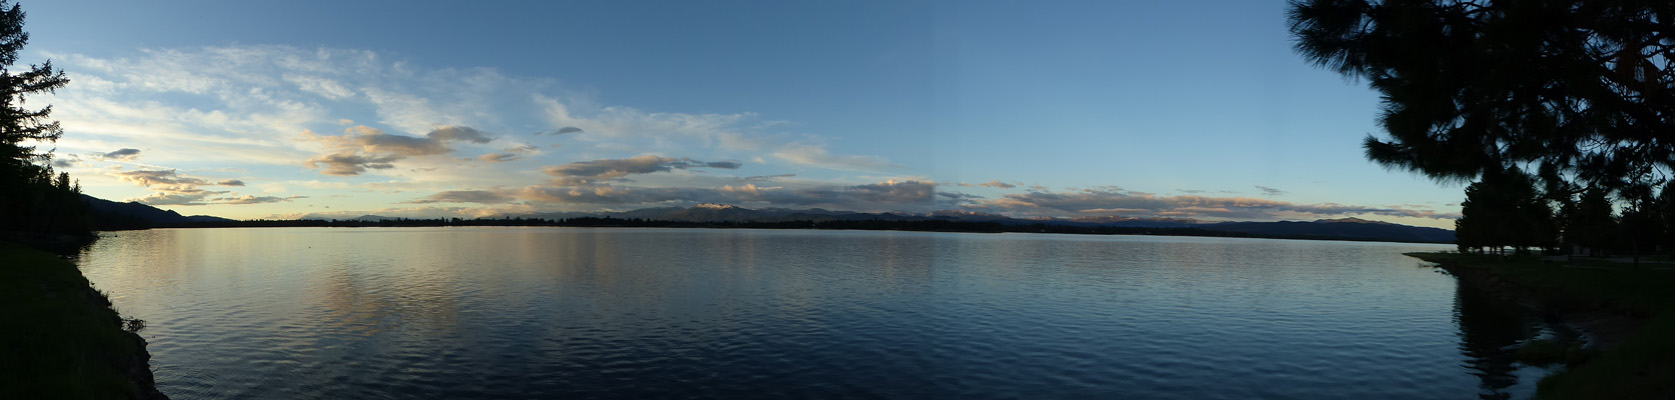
[75,227,1554,399]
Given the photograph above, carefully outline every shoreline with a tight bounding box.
[1420,254,1643,350]
[109,223,1456,246]
[0,240,167,399]
[1409,252,1675,399]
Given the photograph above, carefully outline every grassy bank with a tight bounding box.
[1410,252,1675,399]
[0,241,161,399]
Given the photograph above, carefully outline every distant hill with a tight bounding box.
[1198,218,1455,243]
[81,194,232,229]
[504,204,1455,243]
[75,197,1455,243]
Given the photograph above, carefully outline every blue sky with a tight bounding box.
[22,0,1464,228]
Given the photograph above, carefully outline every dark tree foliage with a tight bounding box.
[1456,169,1555,254]
[1289,0,1675,192]
[0,0,84,235]
[1567,188,1620,256]
[1657,181,1675,252]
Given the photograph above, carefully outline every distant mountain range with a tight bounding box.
[82,194,232,229]
[93,198,1454,243]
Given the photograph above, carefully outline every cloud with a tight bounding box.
[509,179,940,211]
[847,180,936,203]
[426,126,493,144]
[50,154,82,168]
[406,190,516,204]
[505,144,542,153]
[298,125,497,176]
[112,169,292,206]
[99,148,142,160]
[214,195,307,205]
[284,74,356,100]
[705,161,743,169]
[478,153,520,163]
[114,169,213,188]
[1255,185,1287,196]
[128,192,221,206]
[50,45,914,206]
[966,186,1457,221]
[304,152,402,176]
[737,174,795,182]
[536,126,583,135]
[266,205,484,220]
[542,155,742,184]
[773,143,898,171]
[959,180,1016,189]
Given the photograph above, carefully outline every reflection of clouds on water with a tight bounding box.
[77,228,1544,398]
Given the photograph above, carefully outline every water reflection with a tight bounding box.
[1452,279,1541,400]
[72,228,1554,399]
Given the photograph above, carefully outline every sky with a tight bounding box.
[20,0,1466,228]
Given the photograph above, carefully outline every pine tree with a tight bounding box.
[0,0,81,234]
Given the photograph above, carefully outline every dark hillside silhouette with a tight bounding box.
[80,194,232,230]
[92,199,1455,244]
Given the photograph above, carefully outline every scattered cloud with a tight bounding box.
[50,154,82,168]
[1255,185,1287,196]
[426,126,494,144]
[737,174,795,182]
[303,152,402,176]
[967,186,1457,221]
[128,192,225,206]
[772,143,898,171]
[298,125,496,176]
[406,190,516,204]
[478,153,521,163]
[114,169,297,206]
[114,169,214,188]
[508,179,939,210]
[39,45,1455,224]
[215,195,308,205]
[542,155,742,185]
[959,180,1016,189]
[536,126,583,135]
[99,148,142,160]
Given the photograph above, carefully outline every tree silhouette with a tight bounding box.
[1566,188,1619,257]
[0,0,82,235]
[0,0,65,170]
[1288,0,1675,193]
[1455,168,1554,254]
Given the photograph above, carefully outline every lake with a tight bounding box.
[75,227,1553,399]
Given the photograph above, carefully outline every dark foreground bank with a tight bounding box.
[0,241,166,399]
[1411,252,1675,399]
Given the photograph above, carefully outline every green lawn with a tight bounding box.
[0,241,151,399]
[1409,252,1675,399]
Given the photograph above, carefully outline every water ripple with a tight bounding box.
[72,228,1548,399]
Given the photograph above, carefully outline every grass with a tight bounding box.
[1409,252,1675,399]
[0,241,150,399]
[1514,339,1595,366]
